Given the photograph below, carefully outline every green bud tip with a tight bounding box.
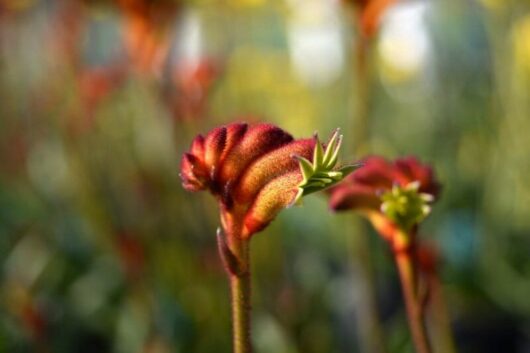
[380,181,435,232]
[291,129,359,206]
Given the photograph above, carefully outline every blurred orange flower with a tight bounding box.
[329,156,440,246]
[118,0,180,75]
[346,0,396,37]
[165,58,221,121]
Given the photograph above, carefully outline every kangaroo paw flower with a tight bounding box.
[180,122,352,239]
[328,156,440,242]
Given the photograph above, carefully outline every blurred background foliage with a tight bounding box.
[0,0,530,352]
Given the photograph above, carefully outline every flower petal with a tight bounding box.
[242,171,301,238]
[217,123,293,188]
[394,156,441,197]
[180,153,209,191]
[353,156,395,189]
[203,126,227,175]
[234,138,314,205]
[328,183,381,211]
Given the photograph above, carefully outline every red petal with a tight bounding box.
[234,138,314,205]
[203,126,227,172]
[219,122,248,162]
[180,153,208,191]
[217,123,293,188]
[328,183,381,211]
[353,156,394,190]
[190,134,205,161]
[394,156,440,197]
[242,171,301,238]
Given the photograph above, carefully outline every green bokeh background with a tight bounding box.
[1,0,530,352]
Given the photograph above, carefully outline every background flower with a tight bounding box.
[329,156,440,240]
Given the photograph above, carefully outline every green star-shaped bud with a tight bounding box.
[380,181,434,232]
[292,129,359,205]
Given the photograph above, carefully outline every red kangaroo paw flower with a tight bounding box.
[329,156,440,241]
[181,122,353,239]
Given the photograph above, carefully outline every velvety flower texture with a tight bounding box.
[329,156,440,241]
[180,122,317,239]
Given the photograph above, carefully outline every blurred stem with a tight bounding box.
[227,237,252,353]
[394,230,432,353]
[350,220,387,353]
[353,33,371,153]
[349,17,387,353]
[427,272,457,353]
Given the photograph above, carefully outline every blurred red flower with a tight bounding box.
[329,156,440,244]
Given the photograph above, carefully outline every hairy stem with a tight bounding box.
[228,237,252,353]
[394,231,432,353]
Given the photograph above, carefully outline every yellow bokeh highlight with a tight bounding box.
[512,15,530,76]
[478,0,507,12]
[377,38,422,84]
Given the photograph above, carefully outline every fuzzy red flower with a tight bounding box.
[329,156,440,242]
[181,122,355,240]
[181,122,315,239]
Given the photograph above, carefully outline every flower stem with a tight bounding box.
[352,31,372,154]
[228,238,252,353]
[346,14,388,353]
[394,231,432,353]
[426,271,457,353]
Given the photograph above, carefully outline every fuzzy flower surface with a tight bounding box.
[180,122,354,239]
[329,156,440,239]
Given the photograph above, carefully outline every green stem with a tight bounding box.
[427,273,457,353]
[350,219,388,353]
[228,238,252,353]
[352,32,371,154]
[394,231,432,353]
